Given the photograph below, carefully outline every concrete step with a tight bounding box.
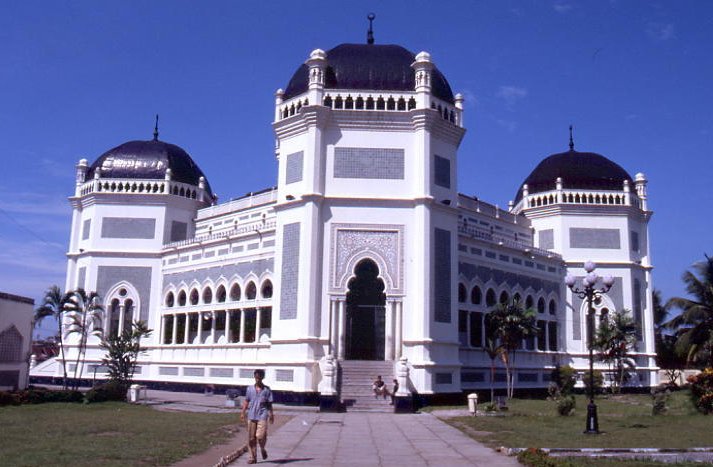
[339,360,396,413]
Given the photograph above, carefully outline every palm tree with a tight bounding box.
[666,255,713,368]
[485,299,539,399]
[34,285,74,389]
[593,309,637,393]
[65,288,104,390]
[100,320,152,387]
[483,336,503,403]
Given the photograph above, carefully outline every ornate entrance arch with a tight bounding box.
[345,259,386,360]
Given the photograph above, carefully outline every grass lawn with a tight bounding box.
[0,402,240,466]
[443,390,713,450]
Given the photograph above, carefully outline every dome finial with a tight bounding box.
[569,125,574,151]
[153,114,160,141]
[367,13,376,44]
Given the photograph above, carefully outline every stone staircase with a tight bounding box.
[339,360,395,412]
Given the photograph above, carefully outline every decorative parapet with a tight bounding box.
[163,220,276,250]
[77,177,206,201]
[197,188,277,220]
[275,90,462,127]
[516,188,641,211]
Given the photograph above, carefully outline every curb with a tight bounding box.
[503,447,713,456]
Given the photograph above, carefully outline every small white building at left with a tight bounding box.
[0,292,34,391]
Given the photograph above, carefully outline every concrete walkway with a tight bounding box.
[245,411,520,467]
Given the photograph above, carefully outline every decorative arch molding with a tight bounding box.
[330,223,404,294]
[105,281,141,312]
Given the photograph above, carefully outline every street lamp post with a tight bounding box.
[565,261,614,435]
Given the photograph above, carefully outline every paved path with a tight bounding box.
[242,411,520,467]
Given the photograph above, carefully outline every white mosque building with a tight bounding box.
[32,33,657,407]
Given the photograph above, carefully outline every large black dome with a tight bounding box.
[283,43,454,104]
[87,139,213,197]
[515,149,632,203]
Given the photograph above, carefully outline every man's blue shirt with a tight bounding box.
[245,384,273,421]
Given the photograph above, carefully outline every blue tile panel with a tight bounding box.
[631,231,640,252]
[539,229,554,250]
[334,147,404,180]
[434,155,451,188]
[170,221,188,242]
[82,219,91,240]
[275,369,294,382]
[285,151,304,184]
[569,227,620,249]
[280,222,300,319]
[435,372,453,384]
[434,228,452,323]
[96,266,152,322]
[101,217,156,239]
[162,259,274,289]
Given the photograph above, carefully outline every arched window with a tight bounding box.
[485,289,496,307]
[525,295,534,310]
[216,285,226,303]
[123,299,134,333]
[537,297,546,314]
[202,287,213,304]
[471,286,482,305]
[499,291,509,305]
[513,293,521,304]
[165,292,174,308]
[261,280,273,299]
[246,282,257,300]
[549,299,556,315]
[109,299,120,339]
[458,284,467,303]
[189,289,199,305]
[177,290,187,306]
[230,284,241,301]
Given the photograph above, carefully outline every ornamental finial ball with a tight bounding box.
[415,51,431,63]
[584,260,596,273]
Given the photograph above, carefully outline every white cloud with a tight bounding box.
[0,191,70,216]
[496,85,528,109]
[647,22,675,41]
[553,2,573,13]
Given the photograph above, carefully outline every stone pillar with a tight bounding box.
[337,299,346,360]
[239,308,246,343]
[385,300,394,361]
[197,312,204,344]
[330,298,339,356]
[184,312,190,345]
[118,305,125,336]
[171,313,178,345]
[394,301,403,359]
[209,312,216,344]
[255,307,262,343]
[225,310,231,343]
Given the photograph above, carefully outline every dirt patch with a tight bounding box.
[94,431,124,437]
[170,414,292,467]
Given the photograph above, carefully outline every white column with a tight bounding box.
[197,312,204,344]
[225,310,231,343]
[239,308,246,343]
[118,305,125,336]
[394,301,403,359]
[171,314,178,344]
[209,312,216,344]
[385,300,394,361]
[337,299,346,360]
[255,307,262,343]
[184,313,190,345]
[330,298,339,356]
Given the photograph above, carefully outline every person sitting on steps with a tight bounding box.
[372,375,387,399]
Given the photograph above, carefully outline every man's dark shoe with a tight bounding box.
[261,448,268,460]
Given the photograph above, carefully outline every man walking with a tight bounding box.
[241,369,274,464]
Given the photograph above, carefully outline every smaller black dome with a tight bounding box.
[515,149,632,203]
[283,43,454,103]
[87,139,212,197]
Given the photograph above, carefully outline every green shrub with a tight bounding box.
[582,370,604,395]
[84,381,129,404]
[556,395,576,416]
[550,365,576,395]
[651,386,670,415]
[687,368,713,414]
[0,391,20,406]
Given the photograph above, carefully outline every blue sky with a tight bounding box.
[1,1,711,338]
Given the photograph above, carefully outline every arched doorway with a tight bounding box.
[345,259,386,360]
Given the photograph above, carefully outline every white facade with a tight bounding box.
[0,292,34,390]
[41,41,657,400]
